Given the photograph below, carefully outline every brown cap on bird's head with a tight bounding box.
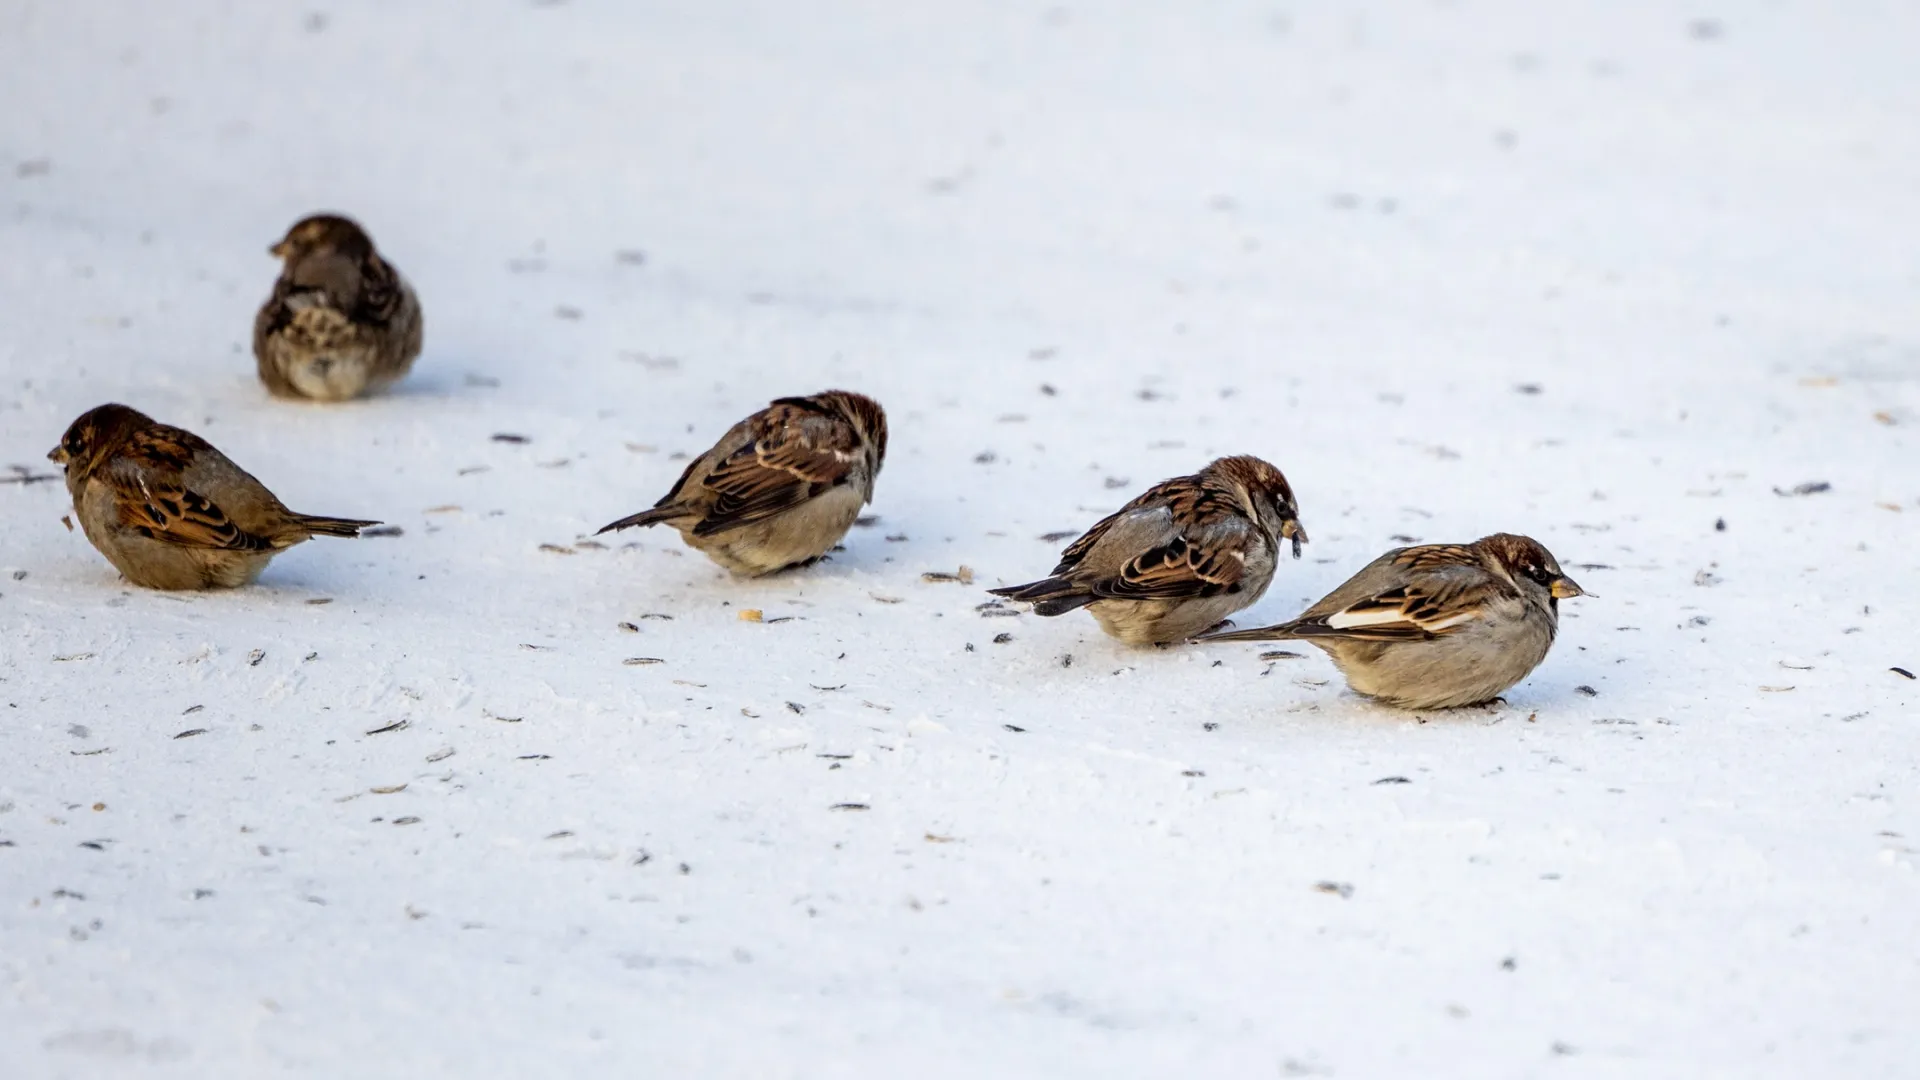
[814,389,889,466]
[1205,454,1308,556]
[270,213,376,262]
[48,403,157,474]
[1476,532,1588,600]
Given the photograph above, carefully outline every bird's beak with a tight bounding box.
[270,240,290,258]
[1281,518,1307,558]
[47,446,68,465]
[1550,576,1587,600]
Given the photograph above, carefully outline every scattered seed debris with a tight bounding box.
[305,598,333,606]
[1003,723,1026,733]
[1059,654,1073,668]
[174,728,207,739]
[538,544,575,555]
[811,683,846,691]
[1313,882,1354,899]
[53,653,94,663]
[1893,667,1916,680]
[786,702,805,714]
[1372,776,1412,785]
[365,720,409,736]
[618,621,639,633]
[992,633,1013,644]
[854,515,879,527]
[973,451,998,464]
[1575,685,1598,697]
[1258,650,1303,660]
[361,525,404,538]
[925,833,956,843]
[623,657,664,666]
[830,803,869,812]
[1759,686,1795,693]
[392,816,421,826]
[739,608,764,622]
[425,747,456,763]
[1039,530,1078,543]
[1203,722,1218,732]
[370,784,408,795]
[921,566,975,584]
[869,594,903,605]
[1773,481,1831,497]
[518,754,551,760]
[490,433,530,444]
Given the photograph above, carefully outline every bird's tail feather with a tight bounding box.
[598,506,678,534]
[1191,622,1300,644]
[298,515,381,539]
[987,577,1096,617]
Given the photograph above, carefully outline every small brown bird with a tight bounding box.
[1198,533,1586,708]
[48,404,380,590]
[988,455,1307,645]
[253,213,422,401]
[598,391,888,576]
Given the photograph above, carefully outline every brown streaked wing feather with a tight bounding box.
[354,255,405,325]
[1050,508,1126,575]
[100,427,277,551]
[1285,546,1514,641]
[1094,532,1247,600]
[107,474,274,551]
[691,403,859,536]
[1069,473,1256,599]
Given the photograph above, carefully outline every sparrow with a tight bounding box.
[987,455,1307,645]
[253,213,423,401]
[1197,533,1586,709]
[48,404,380,590]
[598,391,888,576]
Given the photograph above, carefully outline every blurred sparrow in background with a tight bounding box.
[599,391,888,576]
[1198,533,1585,708]
[254,213,422,401]
[48,403,379,590]
[988,455,1306,645]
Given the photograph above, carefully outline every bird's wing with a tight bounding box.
[1061,476,1263,600]
[690,400,860,536]
[1284,545,1513,640]
[101,436,275,552]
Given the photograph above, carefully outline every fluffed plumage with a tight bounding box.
[1198,533,1586,708]
[48,404,380,590]
[598,390,888,576]
[253,214,422,401]
[989,455,1307,645]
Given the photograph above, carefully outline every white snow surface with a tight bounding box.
[3,1,1919,1076]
